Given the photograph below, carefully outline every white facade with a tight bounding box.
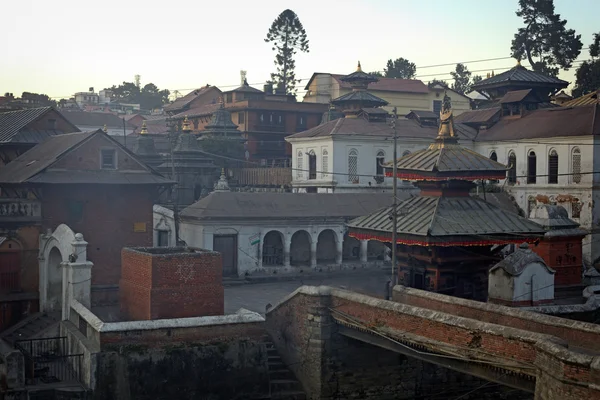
[74,91,100,108]
[289,136,429,193]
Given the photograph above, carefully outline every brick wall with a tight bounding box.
[120,247,224,320]
[533,238,584,286]
[393,285,600,352]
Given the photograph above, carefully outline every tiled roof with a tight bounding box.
[0,130,173,185]
[164,86,220,112]
[61,111,135,128]
[332,74,429,94]
[477,103,600,141]
[173,103,221,119]
[181,192,402,220]
[0,107,79,143]
[389,143,507,177]
[562,90,600,108]
[134,118,169,135]
[499,89,534,103]
[490,246,551,276]
[454,108,501,125]
[472,65,568,89]
[348,195,545,239]
[331,91,389,107]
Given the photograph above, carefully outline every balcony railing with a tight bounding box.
[232,167,292,187]
[0,199,41,223]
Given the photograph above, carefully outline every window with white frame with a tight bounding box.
[321,149,328,178]
[348,149,358,183]
[376,150,385,176]
[548,149,558,184]
[296,150,303,179]
[508,152,517,184]
[572,147,581,184]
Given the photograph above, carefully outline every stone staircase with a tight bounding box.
[1,312,61,345]
[264,338,306,400]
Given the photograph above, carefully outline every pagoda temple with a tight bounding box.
[347,92,546,300]
[330,62,389,117]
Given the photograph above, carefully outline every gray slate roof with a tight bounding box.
[61,111,135,129]
[181,192,403,221]
[490,245,553,276]
[0,107,79,143]
[0,130,173,185]
[348,195,546,239]
[472,65,568,89]
[331,91,389,107]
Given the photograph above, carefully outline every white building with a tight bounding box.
[73,89,99,108]
[153,190,402,277]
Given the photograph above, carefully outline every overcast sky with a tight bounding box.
[2,0,598,100]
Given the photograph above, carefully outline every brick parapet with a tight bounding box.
[393,285,600,352]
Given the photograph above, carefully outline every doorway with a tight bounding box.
[213,235,238,277]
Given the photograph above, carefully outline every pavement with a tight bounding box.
[224,267,392,315]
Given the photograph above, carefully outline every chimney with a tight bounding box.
[263,83,273,94]
[89,87,94,93]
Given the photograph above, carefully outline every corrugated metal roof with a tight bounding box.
[390,144,507,174]
[562,90,600,108]
[173,103,221,119]
[472,65,568,89]
[348,195,545,238]
[181,192,403,220]
[60,111,135,129]
[0,107,77,143]
[454,108,501,125]
[26,171,172,185]
[332,74,430,94]
[407,110,438,119]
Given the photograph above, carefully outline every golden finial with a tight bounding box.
[486,72,490,79]
[491,70,495,77]
[140,120,148,135]
[102,124,108,133]
[221,168,225,177]
[433,90,456,144]
[516,58,521,66]
[182,116,192,132]
[357,61,362,72]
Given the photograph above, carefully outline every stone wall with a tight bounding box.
[120,247,224,320]
[393,285,600,352]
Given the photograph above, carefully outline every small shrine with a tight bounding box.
[348,92,546,299]
[133,121,163,168]
[330,62,388,118]
[199,101,245,142]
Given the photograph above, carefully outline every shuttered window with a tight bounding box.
[572,148,581,184]
[348,149,358,183]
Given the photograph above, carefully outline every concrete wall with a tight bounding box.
[488,262,554,305]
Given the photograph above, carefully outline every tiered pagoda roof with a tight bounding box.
[330,62,388,114]
[348,92,545,247]
[200,102,245,142]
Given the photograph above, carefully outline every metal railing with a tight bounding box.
[15,337,84,386]
[232,167,292,187]
[0,270,20,292]
[0,198,41,221]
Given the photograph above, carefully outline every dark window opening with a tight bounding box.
[433,100,442,115]
[67,200,84,223]
[548,150,558,184]
[376,151,385,176]
[308,151,316,180]
[101,149,116,169]
[157,230,169,247]
[527,151,536,184]
[47,119,57,129]
[508,153,517,184]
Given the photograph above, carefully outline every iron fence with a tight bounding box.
[15,336,84,385]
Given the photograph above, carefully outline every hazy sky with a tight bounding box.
[2,0,598,100]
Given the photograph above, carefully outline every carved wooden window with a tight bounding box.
[321,150,328,178]
[548,149,558,184]
[508,152,517,184]
[527,150,537,184]
[348,149,359,183]
[376,150,385,176]
[296,151,303,179]
[572,148,581,184]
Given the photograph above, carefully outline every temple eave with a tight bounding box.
[348,230,540,247]
[384,171,506,181]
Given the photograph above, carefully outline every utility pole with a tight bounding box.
[166,117,180,245]
[122,118,126,147]
[391,107,398,286]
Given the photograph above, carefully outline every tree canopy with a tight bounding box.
[265,9,309,96]
[106,81,170,110]
[383,58,417,79]
[427,79,447,88]
[510,0,582,76]
[21,92,56,107]
[572,32,600,98]
[450,63,472,95]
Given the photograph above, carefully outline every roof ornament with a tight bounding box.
[214,168,231,192]
[357,61,362,72]
[140,120,148,135]
[486,72,491,79]
[491,70,495,77]
[102,124,108,133]
[182,116,192,132]
[516,58,522,66]
[432,90,457,146]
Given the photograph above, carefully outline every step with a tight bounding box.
[270,379,302,392]
[269,368,295,380]
[268,355,282,361]
[270,390,306,400]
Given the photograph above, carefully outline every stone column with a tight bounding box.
[257,233,263,269]
[360,239,368,263]
[335,239,343,265]
[284,235,292,267]
[62,233,93,321]
[310,240,317,268]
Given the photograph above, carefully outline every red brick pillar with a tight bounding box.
[532,236,584,287]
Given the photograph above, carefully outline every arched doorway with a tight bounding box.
[262,231,284,266]
[0,239,21,293]
[290,230,311,266]
[317,230,337,264]
[46,247,63,312]
[342,235,360,261]
[367,240,386,260]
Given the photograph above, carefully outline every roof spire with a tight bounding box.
[491,70,495,77]
[516,58,522,66]
[102,124,108,133]
[140,120,148,135]
[214,168,231,192]
[432,90,457,146]
[357,61,362,72]
[182,116,192,133]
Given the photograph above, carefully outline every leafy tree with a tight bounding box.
[21,92,55,107]
[384,57,417,79]
[369,71,384,77]
[450,63,472,94]
[427,79,447,88]
[265,9,309,95]
[510,0,582,76]
[472,75,483,85]
[572,32,600,97]
[106,81,170,110]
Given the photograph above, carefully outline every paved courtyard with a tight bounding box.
[224,268,392,315]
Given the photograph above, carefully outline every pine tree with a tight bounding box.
[265,9,309,95]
